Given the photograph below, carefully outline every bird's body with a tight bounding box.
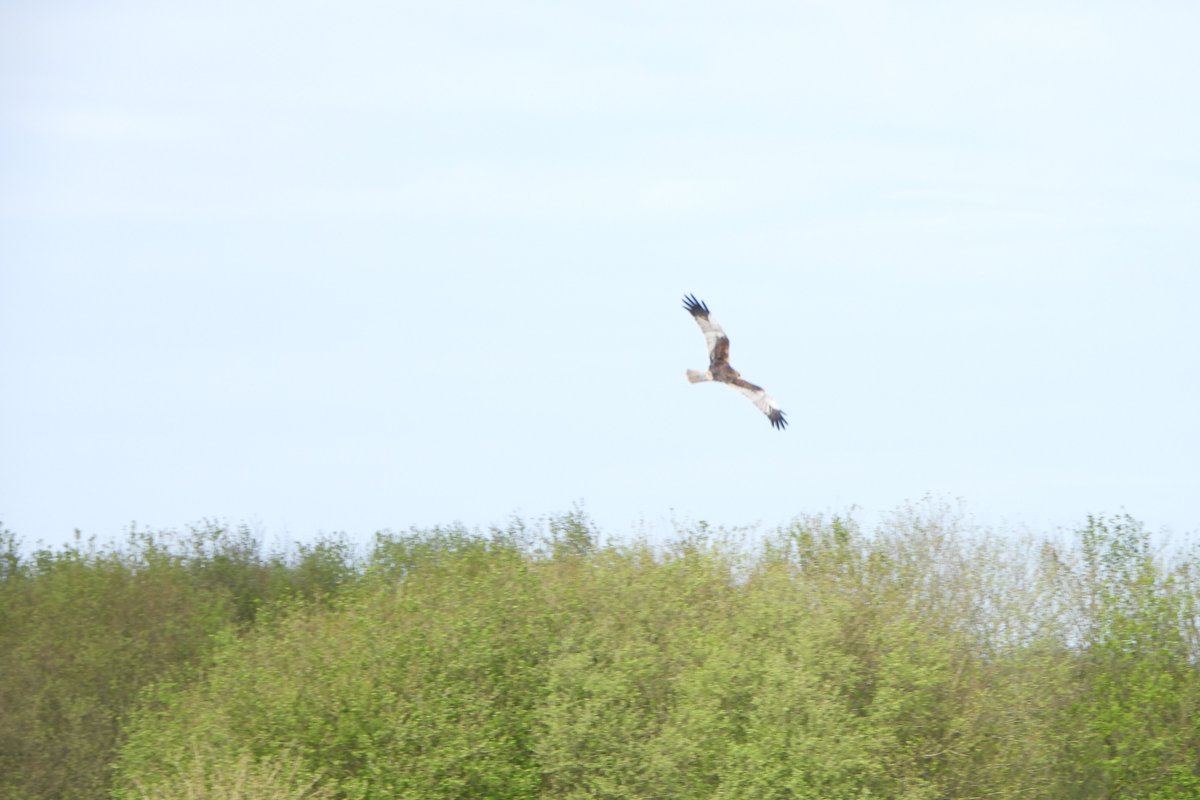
[683,294,787,430]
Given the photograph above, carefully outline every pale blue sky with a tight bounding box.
[2,1,1198,548]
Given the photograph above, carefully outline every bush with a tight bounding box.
[0,524,361,800]
[6,508,1198,799]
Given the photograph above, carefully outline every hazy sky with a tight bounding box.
[3,1,1198,550]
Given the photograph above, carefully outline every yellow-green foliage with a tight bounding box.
[3,507,1199,800]
[0,532,229,800]
[110,508,1199,800]
[121,744,333,800]
[0,523,357,800]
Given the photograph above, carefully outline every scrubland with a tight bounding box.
[1,503,1197,799]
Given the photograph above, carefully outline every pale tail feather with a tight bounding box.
[686,369,711,383]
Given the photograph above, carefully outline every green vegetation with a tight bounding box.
[1,506,1197,799]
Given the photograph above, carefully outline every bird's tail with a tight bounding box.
[686,369,711,383]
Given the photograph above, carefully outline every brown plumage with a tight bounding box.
[683,294,787,430]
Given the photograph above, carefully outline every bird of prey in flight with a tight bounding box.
[683,294,787,430]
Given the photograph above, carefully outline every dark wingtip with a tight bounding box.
[682,293,710,317]
[770,410,788,430]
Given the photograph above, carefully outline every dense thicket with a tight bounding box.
[2,507,1198,800]
[0,524,355,800]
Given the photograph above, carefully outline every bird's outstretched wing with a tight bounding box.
[683,293,730,368]
[730,379,788,430]
[682,293,788,430]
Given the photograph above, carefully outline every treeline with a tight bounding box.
[1,507,1198,799]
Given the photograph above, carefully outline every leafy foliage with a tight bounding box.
[2,509,1198,800]
[0,523,356,800]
